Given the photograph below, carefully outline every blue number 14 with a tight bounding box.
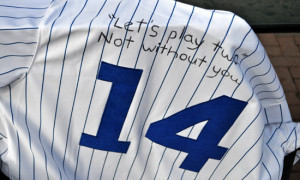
[80,62,247,172]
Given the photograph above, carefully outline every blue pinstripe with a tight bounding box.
[86,150,94,180]
[71,0,108,179]
[0,28,38,30]
[0,16,43,19]
[264,108,270,124]
[242,152,263,180]
[25,73,36,180]
[242,51,266,80]
[9,85,21,180]
[234,50,268,100]
[248,74,277,101]
[40,2,67,180]
[262,162,271,180]
[252,74,277,90]
[223,127,265,179]
[259,92,284,101]
[281,127,296,152]
[0,4,48,9]
[249,60,271,84]
[0,55,33,60]
[0,67,28,76]
[99,148,109,179]
[257,85,280,95]
[0,42,36,45]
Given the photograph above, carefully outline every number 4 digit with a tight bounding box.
[145,96,247,172]
[80,62,143,153]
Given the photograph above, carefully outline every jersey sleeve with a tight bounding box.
[233,16,300,163]
[232,16,290,122]
[0,0,54,88]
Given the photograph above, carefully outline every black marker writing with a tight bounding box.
[207,65,239,84]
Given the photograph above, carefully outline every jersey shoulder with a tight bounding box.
[0,0,53,88]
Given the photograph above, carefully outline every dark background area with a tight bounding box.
[178,0,300,33]
[0,171,8,180]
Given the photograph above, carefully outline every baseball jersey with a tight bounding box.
[0,0,299,179]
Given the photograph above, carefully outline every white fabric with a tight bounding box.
[0,0,299,179]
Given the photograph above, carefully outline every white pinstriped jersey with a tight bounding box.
[0,0,299,179]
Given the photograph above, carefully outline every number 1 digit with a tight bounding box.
[80,62,143,153]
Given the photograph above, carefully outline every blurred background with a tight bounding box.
[179,0,300,32]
